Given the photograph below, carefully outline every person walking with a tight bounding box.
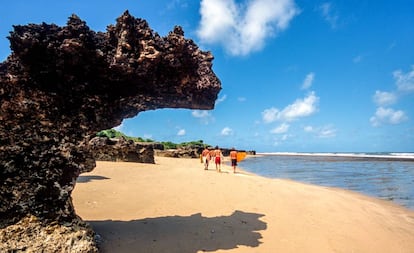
[230,147,238,173]
[214,146,222,172]
[201,147,210,170]
[209,148,215,163]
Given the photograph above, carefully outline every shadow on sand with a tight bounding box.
[77,175,110,183]
[88,210,266,253]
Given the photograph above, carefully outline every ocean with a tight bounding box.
[238,153,414,210]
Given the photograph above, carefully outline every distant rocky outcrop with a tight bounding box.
[0,11,221,252]
[90,136,157,164]
[155,144,204,158]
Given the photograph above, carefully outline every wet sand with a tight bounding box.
[72,157,414,253]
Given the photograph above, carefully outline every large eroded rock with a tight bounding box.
[0,11,221,251]
[89,136,156,164]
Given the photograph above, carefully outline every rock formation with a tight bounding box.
[155,144,204,158]
[90,136,156,163]
[0,11,221,251]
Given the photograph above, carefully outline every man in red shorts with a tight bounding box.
[214,146,222,172]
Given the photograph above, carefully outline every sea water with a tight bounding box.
[238,153,414,210]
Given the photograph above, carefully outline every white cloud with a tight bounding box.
[238,97,247,102]
[301,72,315,90]
[177,129,186,136]
[370,107,407,127]
[262,107,280,123]
[317,125,337,138]
[370,65,414,126]
[197,0,299,56]
[191,110,214,124]
[318,2,339,29]
[192,110,210,118]
[373,90,397,106]
[221,127,234,136]
[304,125,336,138]
[271,123,290,134]
[278,91,319,121]
[197,0,237,44]
[262,92,319,123]
[393,65,414,92]
[216,94,227,105]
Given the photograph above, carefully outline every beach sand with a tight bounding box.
[72,156,414,253]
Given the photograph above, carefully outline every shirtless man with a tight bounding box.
[201,147,210,170]
[209,148,215,163]
[230,147,238,173]
[214,146,222,172]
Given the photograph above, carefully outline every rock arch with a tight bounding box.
[0,11,221,251]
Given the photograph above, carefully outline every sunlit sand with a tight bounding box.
[73,157,414,253]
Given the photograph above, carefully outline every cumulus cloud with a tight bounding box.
[370,107,407,127]
[221,127,234,136]
[370,65,413,127]
[177,129,186,136]
[393,65,414,92]
[262,92,319,123]
[197,0,299,56]
[270,123,289,134]
[301,72,315,90]
[373,90,397,106]
[262,107,280,123]
[278,91,319,121]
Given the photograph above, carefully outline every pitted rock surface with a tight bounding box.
[90,137,156,164]
[0,11,220,251]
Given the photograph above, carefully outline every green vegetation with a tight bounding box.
[96,129,210,149]
[179,140,205,147]
[96,129,154,142]
[160,141,177,149]
[162,140,206,149]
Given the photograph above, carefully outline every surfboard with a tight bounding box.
[236,152,246,162]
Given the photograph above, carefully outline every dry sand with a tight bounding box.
[72,156,414,253]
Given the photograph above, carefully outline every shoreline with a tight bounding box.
[238,154,414,210]
[73,156,414,252]
[256,152,414,161]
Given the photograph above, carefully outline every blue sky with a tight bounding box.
[1,0,413,152]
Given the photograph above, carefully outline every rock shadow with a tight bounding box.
[77,175,110,183]
[88,210,266,253]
